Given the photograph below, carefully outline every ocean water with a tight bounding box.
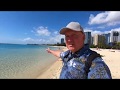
[0,44,59,79]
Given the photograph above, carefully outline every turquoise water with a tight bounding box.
[0,44,58,79]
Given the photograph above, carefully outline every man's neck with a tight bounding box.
[71,44,89,55]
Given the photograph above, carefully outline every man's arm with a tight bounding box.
[46,48,62,58]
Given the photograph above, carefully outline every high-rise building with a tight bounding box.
[98,34,106,46]
[91,36,94,45]
[102,33,110,45]
[61,38,64,44]
[93,34,98,46]
[84,32,91,46]
[93,34,106,46]
[118,31,120,42]
[110,31,120,43]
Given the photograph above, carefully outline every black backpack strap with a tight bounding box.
[63,50,72,62]
[84,51,101,77]
[64,50,70,58]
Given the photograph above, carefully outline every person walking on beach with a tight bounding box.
[46,22,112,79]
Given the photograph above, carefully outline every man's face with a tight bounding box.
[65,29,85,53]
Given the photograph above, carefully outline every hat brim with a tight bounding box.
[60,28,75,35]
[60,28,84,35]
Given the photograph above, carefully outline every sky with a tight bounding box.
[0,11,120,44]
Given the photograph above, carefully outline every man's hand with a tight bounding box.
[46,47,61,57]
[46,48,51,53]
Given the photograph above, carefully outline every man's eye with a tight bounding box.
[73,34,77,37]
[66,36,69,37]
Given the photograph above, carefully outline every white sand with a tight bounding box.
[37,58,63,79]
[91,48,120,79]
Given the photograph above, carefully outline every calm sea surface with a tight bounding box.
[0,44,58,79]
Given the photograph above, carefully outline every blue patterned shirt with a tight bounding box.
[60,45,112,79]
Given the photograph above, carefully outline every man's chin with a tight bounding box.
[68,47,75,52]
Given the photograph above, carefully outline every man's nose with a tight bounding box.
[67,37,74,42]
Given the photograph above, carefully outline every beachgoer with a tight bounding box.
[46,22,112,79]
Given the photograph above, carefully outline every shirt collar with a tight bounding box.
[70,44,89,57]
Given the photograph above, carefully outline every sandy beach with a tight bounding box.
[37,46,66,79]
[91,48,120,79]
[37,47,120,79]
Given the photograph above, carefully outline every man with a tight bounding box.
[46,22,112,79]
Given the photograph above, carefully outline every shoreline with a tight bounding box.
[37,59,62,79]
[37,46,67,79]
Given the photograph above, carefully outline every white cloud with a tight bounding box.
[23,37,35,44]
[88,12,107,25]
[53,31,58,34]
[104,31,111,34]
[88,11,120,26]
[40,34,65,44]
[84,28,93,32]
[84,29,102,36]
[22,33,65,44]
[23,37,45,44]
[111,27,120,32]
[84,27,120,38]
[50,35,65,43]
[84,28,110,36]
[91,31,104,36]
[24,26,65,44]
[23,37,34,41]
[35,26,51,36]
